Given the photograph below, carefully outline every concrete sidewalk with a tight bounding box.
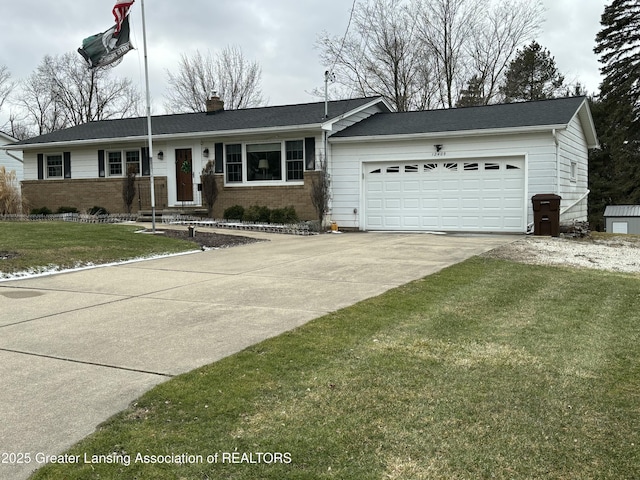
[0,230,513,479]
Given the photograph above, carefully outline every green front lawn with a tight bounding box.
[0,222,196,276]
[29,257,640,479]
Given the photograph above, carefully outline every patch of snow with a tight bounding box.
[0,250,202,283]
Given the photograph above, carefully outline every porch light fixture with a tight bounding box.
[157,150,164,160]
[203,148,209,158]
[434,144,443,152]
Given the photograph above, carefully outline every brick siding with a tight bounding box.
[21,173,320,219]
[21,177,168,214]
[210,172,320,220]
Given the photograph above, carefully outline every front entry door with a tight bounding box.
[175,148,193,202]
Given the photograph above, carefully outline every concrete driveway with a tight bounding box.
[0,229,513,479]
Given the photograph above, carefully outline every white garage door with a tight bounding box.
[364,158,526,232]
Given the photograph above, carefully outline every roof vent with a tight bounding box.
[206,95,224,114]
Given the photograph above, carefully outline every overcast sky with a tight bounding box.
[1,0,609,113]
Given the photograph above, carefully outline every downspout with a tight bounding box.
[560,189,590,215]
[553,129,560,196]
[324,129,330,227]
[528,130,561,234]
[3,150,24,165]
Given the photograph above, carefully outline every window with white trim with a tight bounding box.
[286,140,304,181]
[126,151,140,174]
[47,154,63,178]
[248,143,281,181]
[107,150,141,176]
[570,161,577,182]
[226,144,243,183]
[108,152,122,176]
[224,140,306,185]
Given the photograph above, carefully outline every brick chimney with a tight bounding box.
[206,95,224,113]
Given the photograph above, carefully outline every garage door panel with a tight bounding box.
[385,199,402,210]
[403,216,420,227]
[404,198,420,209]
[368,181,383,193]
[441,198,460,208]
[404,180,420,192]
[385,216,401,227]
[441,180,460,191]
[367,198,383,209]
[365,159,525,232]
[483,197,502,209]
[462,198,481,209]
[385,181,402,192]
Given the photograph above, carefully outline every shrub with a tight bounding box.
[56,206,79,214]
[223,205,245,220]
[270,206,298,224]
[88,206,109,215]
[243,205,271,223]
[122,165,137,214]
[0,166,22,215]
[30,206,52,215]
[200,160,218,218]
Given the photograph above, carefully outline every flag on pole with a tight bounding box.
[113,1,134,34]
[78,0,135,69]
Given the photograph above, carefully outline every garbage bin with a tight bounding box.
[532,194,561,237]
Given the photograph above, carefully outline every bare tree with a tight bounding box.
[415,0,481,108]
[165,45,264,113]
[310,154,330,228]
[318,0,433,111]
[318,0,543,110]
[216,46,265,110]
[19,65,67,136]
[0,65,15,114]
[16,53,142,136]
[466,0,544,104]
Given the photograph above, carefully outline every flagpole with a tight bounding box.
[140,0,156,233]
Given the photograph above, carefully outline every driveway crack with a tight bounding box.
[0,347,173,378]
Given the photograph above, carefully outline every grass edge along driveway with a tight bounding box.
[28,258,640,479]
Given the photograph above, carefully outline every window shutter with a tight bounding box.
[214,143,224,173]
[63,152,71,179]
[305,137,316,170]
[141,147,150,176]
[37,154,44,180]
[98,150,105,177]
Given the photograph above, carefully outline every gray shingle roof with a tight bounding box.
[14,97,383,146]
[604,205,640,217]
[331,96,588,138]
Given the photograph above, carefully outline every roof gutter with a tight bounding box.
[7,123,327,151]
[328,124,569,143]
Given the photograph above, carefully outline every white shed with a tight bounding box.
[604,205,640,234]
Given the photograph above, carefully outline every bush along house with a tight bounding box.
[8,95,598,233]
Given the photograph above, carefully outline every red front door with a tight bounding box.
[175,149,193,202]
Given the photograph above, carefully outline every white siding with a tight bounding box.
[330,132,559,230]
[0,135,23,186]
[0,150,23,184]
[557,115,589,222]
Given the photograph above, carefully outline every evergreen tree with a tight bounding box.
[595,0,640,136]
[591,0,640,223]
[457,75,486,107]
[500,41,564,102]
